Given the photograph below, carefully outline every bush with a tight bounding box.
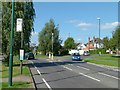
[2,55,9,66]
[59,49,69,56]
[89,49,107,54]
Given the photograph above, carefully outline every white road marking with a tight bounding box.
[58,60,61,61]
[98,72,120,80]
[49,61,53,62]
[87,62,120,72]
[42,78,52,90]
[79,72,100,82]
[35,66,37,69]
[30,61,52,90]
[69,64,74,66]
[37,69,41,76]
[63,66,73,71]
[77,66,90,71]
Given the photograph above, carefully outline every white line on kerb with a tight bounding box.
[98,72,120,80]
[42,78,52,90]
[77,66,90,70]
[79,72,100,82]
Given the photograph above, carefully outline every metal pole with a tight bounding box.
[20,31,23,74]
[97,17,101,55]
[8,0,14,86]
[52,33,54,60]
[98,19,100,49]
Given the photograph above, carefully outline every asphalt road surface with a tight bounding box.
[28,56,119,89]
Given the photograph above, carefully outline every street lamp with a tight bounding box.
[9,0,14,86]
[97,17,101,49]
[52,33,54,60]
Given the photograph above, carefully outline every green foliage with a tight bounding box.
[89,49,107,54]
[112,26,120,50]
[38,19,62,55]
[102,37,110,50]
[2,2,35,63]
[59,47,69,55]
[85,55,119,67]
[2,82,31,88]
[64,37,76,50]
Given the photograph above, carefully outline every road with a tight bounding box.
[28,56,119,89]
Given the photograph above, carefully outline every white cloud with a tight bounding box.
[101,22,118,30]
[69,20,80,23]
[31,32,38,36]
[77,22,92,27]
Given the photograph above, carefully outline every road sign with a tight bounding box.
[19,49,24,60]
[16,18,22,32]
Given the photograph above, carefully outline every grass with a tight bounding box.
[85,54,119,67]
[35,54,71,59]
[2,56,30,78]
[35,54,48,59]
[2,82,31,88]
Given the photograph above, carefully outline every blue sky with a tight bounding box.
[31,2,118,45]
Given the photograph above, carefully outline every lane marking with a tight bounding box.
[79,72,100,82]
[35,66,37,69]
[63,66,73,71]
[49,61,53,62]
[69,64,74,66]
[37,69,42,76]
[30,61,52,90]
[77,66,90,71]
[98,72,120,80]
[42,78,52,90]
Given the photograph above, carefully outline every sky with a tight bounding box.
[31,2,118,45]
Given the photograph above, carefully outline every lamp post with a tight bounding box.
[97,17,101,55]
[8,0,14,86]
[52,33,54,60]
[97,17,101,49]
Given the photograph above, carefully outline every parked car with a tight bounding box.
[72,53,82,61]
[83,51,90,56]
[25,52,35,60]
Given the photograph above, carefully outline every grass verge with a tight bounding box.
[85,54,119,67]
[2,56,30,78]
[2,82,31,88]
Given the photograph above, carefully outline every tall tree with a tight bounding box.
[102,37,109,50]
[64,37,76,50]
[2,2,35,60]
[112,26,120,50]
[38,19,62,55]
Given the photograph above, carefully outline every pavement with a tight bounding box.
[28,56,120,89]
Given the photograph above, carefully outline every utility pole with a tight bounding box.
[97,17,101,55]
[8,0,14,86]
[51,33,54,60]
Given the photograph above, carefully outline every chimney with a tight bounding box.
[93,36,95,44]
[88,37,90,50]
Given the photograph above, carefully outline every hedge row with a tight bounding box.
[89,49,107,54]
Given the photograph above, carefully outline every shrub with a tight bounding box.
[89,49,107,54]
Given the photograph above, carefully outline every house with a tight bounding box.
[86,37,104,50]
[77,37,104,51]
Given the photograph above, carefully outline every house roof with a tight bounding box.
[86,38,103,44]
